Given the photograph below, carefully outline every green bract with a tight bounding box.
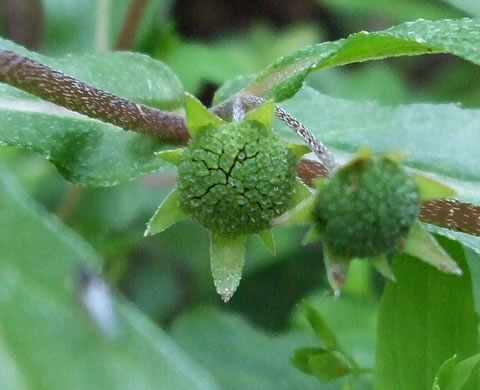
[178,120,296,236]
[313,153,420,258]
[146,94,311,301]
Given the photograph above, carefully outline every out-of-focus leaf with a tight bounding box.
[433,354,480,390]
[375,237,478,390]
[278,86,480,205]
[317,0,464,24]
[302,303,340,351]
[0,38,184,186]
[163,24,321,94]
[242,18,480,101]
[43,0,171,54]
[171,307,324,390]
[292,295,377,370]
[291,347,351,381]
[0,167,218,390]
[440,0,480,17]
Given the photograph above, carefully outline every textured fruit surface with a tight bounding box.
[313,156,420,258]
[178,120,296,235]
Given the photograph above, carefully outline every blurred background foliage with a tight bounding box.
[0,0,479,388]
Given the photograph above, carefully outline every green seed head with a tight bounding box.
[178,120,296,236]
[313,154,420,258]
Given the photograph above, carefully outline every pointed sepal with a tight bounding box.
[272,195,315,226]
[144,188,187,236]
[292,180,313,207]
[210,233,247,302]
[244,100,275,129]
[302,226,320,245]
[371,256,396,281]
[323,247,349,297]
[185,92,223,136]
[259,230,276,255]
[287,143,311,162]
[413,173,456,201]
[155,148,184,166]
[403,221,462,275]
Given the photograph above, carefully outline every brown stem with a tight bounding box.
[115,0,148,50]
[0,49,189,144]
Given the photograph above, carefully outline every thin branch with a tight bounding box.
[0,49,189,144]
[115,0,148,50]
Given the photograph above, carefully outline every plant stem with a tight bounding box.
[0,51,478,237]
[115,0,148,50]
[95,0,111,52]
[0,49,189,144]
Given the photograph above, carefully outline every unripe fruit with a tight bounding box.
[312,155,420,258]
[178,120,296,236]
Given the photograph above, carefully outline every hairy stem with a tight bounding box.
[0,49,189,144]
[0,50,478,237]
[240,95,337,172]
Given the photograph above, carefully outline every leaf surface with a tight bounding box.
[375,237,478,390]
[0,167,218,390]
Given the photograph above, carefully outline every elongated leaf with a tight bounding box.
[0,167,218,390]
[375,237,478,390]
[243,18,480,101]
[433,354,480,390]
[278,86,480,204]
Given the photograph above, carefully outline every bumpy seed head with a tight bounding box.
[313,154,420,259]
[178,120,296,236]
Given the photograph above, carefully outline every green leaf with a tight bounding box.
[301,303,340,351]
[0,167,218,390]
[278,86,480,205]
[244,18,480,101]
[0,96,172,186]
[210,233,247,302]
[145,188,187,236]
[171,308,322,390]
[291,347,351,381]
[433,354,480,390]
[404,221,461,275]
[0,38,185,186]
[375,237,479,390]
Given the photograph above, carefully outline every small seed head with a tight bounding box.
[313,155,420,258]
[178,120,296,235]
